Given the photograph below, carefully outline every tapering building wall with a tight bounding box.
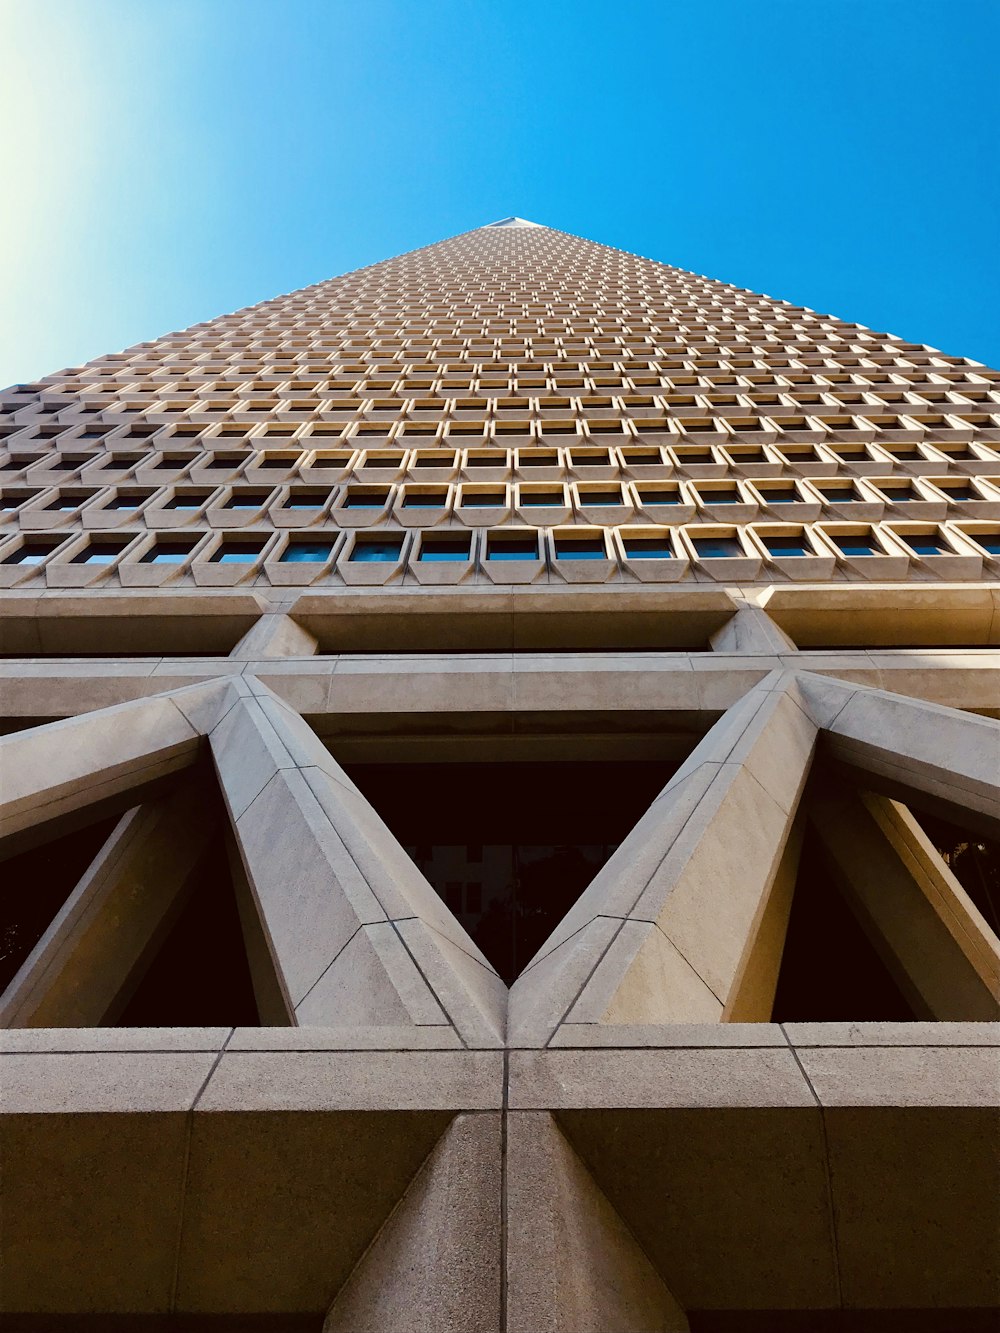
[1,220,998,1329]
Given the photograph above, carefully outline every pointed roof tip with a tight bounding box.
[481,216,545,229]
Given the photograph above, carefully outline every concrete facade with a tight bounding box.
[1,221,999,1327]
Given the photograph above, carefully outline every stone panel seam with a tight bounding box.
[500,1049,509,1333]
[390,918,466,1047]
[169,1028,234,1313]
[783,1026,845,1311]
[546,916,628,1046]
[293,922,363,1016]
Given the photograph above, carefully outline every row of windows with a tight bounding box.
[3,520,997,584]
[16,360,991,401]
[4,437,997,488]
[5,475,999,527]
[7,403,999,442]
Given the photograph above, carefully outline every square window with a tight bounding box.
[835,536,878,557]
[419,538,470,562]
[554,538,606,560]
[343,489,389,509]
[623,537,674,559]
[693,537,742,559]
[486,537,537,561]
[281,540,335,563]
[212,542,264,563]
[350,538,403,563]
[4,542,59,565]
[141,542,195,564]
[763,536,809,558]
[903,535,946,557]
[72,542,127,565]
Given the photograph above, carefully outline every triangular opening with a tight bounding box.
[343,757,680,984]
[1,764,275,1028]
[0,812,122,995]
[771,820,918,1022]
[115,823,262,1027]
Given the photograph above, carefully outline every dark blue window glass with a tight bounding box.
[624,538,674,559]
[764,537,809,558]
[350,539,403,563]
[836,537,878,557]
[555,539,606,560]
[487,538,537,561]
[281,541,334,563]
[419,539,470,562]
[212,543,263,563]
[693,537,742,559]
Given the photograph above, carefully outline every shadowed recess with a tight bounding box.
[115,829,261,1027]
[0,814,121,993]
[771,823,918,1022]
[344,757,678,983]
[910,808,1000,937]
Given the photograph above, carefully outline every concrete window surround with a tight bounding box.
[1,221,999,1326]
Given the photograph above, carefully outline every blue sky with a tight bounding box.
[3,0,998,387]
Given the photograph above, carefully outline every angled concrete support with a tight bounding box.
[0,781,218,1027]
[506,1111,689,1332]
[212,678,506,1042]
[508,674,817,1044]
[795,672,1000,836]
[324,1113,502,1333]
[709,605,797,655]
[808,781,1000,1020]
[0,685,220,847]
[229,612,319,660]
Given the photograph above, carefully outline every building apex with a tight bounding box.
[481,216,544,229]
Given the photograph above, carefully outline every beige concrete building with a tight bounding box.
[1,218,998,1329]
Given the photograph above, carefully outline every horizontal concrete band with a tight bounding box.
[2,652,999,723]
[1,582,1000,655]
[2,1027,998,1111]
[3,1036,997,1318]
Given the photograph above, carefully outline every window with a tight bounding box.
[762,535,809,558]
[280,540,335,563]
[141,541,196,565]
[211,541,264,564]
[834,535,878,557]
[554,536,606,560]
[419,537,470,562]
[486,536,537,561]
[343,488,390,509]
[349,537,403,563]
[71,541,128,565]
[693,536,742,559]
[3,540,61,565]
[623,537,674,559]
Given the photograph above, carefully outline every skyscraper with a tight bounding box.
[1,219,998,1329]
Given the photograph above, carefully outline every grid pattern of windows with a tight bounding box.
[2,219,999,588]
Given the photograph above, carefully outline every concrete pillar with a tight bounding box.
[229,612,319,660]
[709,605,797,655]
[505,1111,689,1331]
[324,1113,502,1333]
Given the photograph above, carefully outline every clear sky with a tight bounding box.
[2,0,998,388]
